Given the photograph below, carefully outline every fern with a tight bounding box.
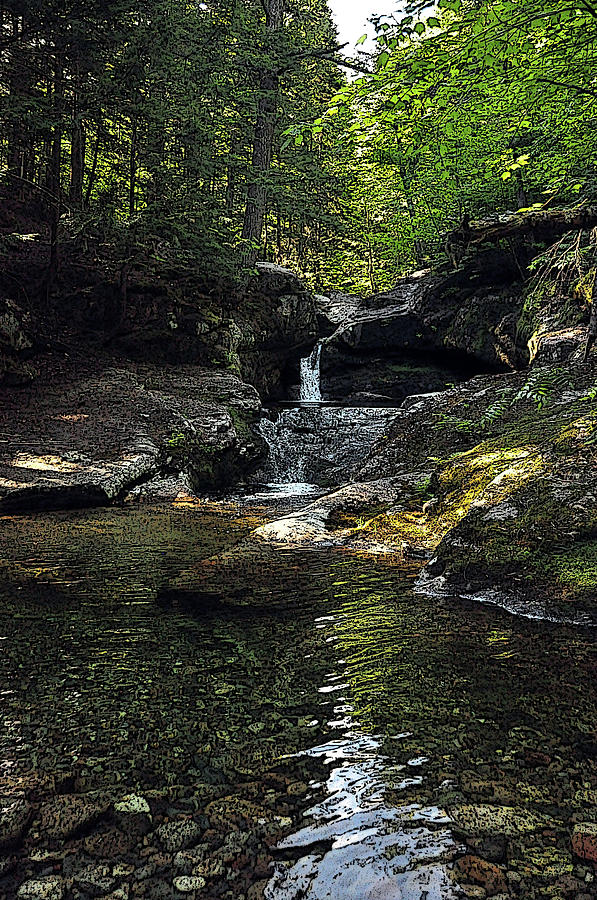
[480,392,514,427]
[514,367,574,410]
[433,369,575,436]
[433,389,514,434]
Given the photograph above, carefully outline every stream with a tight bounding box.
[0,352,596,900]
[0,503,596,899]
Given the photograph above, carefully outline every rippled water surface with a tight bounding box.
[1,503,596,899]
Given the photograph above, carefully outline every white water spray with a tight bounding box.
[300,342,323,402]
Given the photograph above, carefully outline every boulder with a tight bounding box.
[16,877,64,900]
[454,854,508,896]
[448,804,549,837]
[173,876,207,893]
[0,298,37,386]
[155,820,204,853]
[73,865,116,897]
[0,298,33,352]
[0,360,264,512]
[113,794,152,836]
[253,477,421,547]
[319,259,528,403]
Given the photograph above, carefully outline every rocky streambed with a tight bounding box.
[1,502,597,900]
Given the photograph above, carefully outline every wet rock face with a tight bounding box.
[530,325,588,365]
[350,357,597,617]
[320,349,468,404]
[421,465,597,621]
[95,262,318,401]
[234,263,318,399]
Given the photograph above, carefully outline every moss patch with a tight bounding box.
[357,363,597,610]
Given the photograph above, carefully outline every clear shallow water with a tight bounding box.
[0,504,596,899]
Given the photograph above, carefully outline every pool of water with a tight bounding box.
[0,503,596,899]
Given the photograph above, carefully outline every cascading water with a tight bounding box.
[253,342,326,490]
[300,341,323,402]
[253,339,403,492]
[252,339,403,492]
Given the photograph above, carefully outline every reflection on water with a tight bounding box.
[268,732,461,900]
[0,505,596,899]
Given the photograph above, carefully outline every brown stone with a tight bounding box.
[247,880,269,900]
[84,827,137,858]
[252,853,272,879]
[455,854,508,897]
[286,782,308,797]
[205,797,277,831]
[572,823,597,864]
[524,750,552,767]
[0,799,32,849]
[40,795,110,842]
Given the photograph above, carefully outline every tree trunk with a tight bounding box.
[70,115,85,208]
[226,135,240,214]
[364,203,378,294]
[6,13,36,195]
[585,291,597,361]
[399,160,424,267]
[241,0,285,268]
[85,128,101,206]
[276,204,282,262]
[6,13,22,180]
[46,53,63,300]
[129,117,138,218]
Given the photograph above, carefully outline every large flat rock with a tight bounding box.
[0,353,261,512]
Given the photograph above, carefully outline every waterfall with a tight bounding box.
[252,340,401,493]
[300,342,323,402]
[254,406,399,488]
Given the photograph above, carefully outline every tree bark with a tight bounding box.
[364,203,378,294]
[6,12,35,193]
[241,0,285,268]
[129,117,138,218]
[399,160,424,267]
[46,52,63,300]
[6,13,22,179]
[585,291,597,360]
[70,113,85,208]
[85,127,101,206]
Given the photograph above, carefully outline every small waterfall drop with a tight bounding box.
[253,341,400,494]
[300,341,323,402]
[254,406,399,489]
